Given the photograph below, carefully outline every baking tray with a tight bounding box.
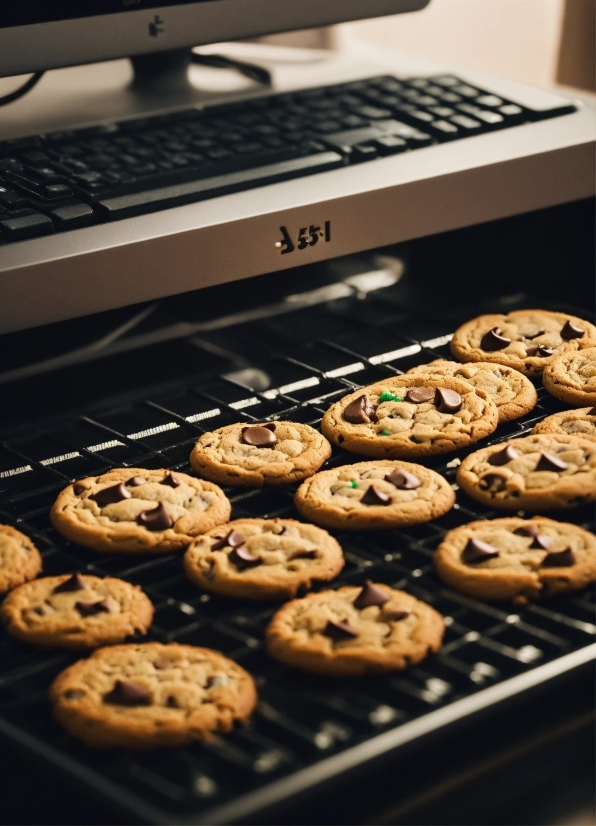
[0,269,593,825]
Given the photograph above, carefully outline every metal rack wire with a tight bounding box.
[0,281,594,824]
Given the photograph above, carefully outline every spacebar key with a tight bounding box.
[97,152,344,219]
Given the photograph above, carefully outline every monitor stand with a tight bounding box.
[129,48,195,97]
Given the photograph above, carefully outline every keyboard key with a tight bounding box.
[351,144,379,162]
[449,114,482,131]
[353,105,393,120]
[476,94,504,107]
[96,151,344,219]
[457,105,504,125]
[432,120,460,139]
[0,187,28,209]
[499,104,525,120]
[0,210,55,241]
[39,183,74,200]
[373,135,408,155]
[44,202,96,230]
[451,84,480,98]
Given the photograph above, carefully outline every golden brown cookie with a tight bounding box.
[456,434,596,511]
[532,407,596,442]
[542,347,596,407]
[0,524,42,594]
[1,574,154,649]
[265,583,444,677]
[184,518,344,600]
[450,310,596,378]
[406,359,537,423]
[50,468,231,554]
[321,375,498,460]
[434,516,596,601]
[190,421,331,487]
[294,460,455,530]
[49,642,257,748]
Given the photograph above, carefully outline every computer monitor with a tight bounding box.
[0,0,429,77]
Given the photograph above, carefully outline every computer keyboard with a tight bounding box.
[0,74,576,246]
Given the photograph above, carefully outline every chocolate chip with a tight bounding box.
[104,680,152,706]
[530,534,553,550]
[462,537,500,563]
[560,320,585,340]
[229,545,262,569]
[384,469,421,490]
[242,425,277,447]
[161,472,180,488]
[212,529,246,550]
[153,659,170,670]
[361,485,391,506]
[73,482,87,495]
[526,346,555,357]
[166,696,179,708]
[434,387,463,414]
[525,329,545,339]
[541,548,575,567]
[382,609,412,621]
[207,675,231,687]
[33,606,44,616]
[354,580,390,609]
[343,394,378,424]
[126,476,146,487]
[479,473,508,492]
[513,524,541,538]
[405,387,434,404]
[322,620,359,641]
[137,502,173,531]
[588,407,596,416]
[481,327,511,351]
[536,451,568,472]
[289,549,318,560]
[488,445,520,466]
[90,482,131,507]
[75,599,111,617]
[53,573,88,593]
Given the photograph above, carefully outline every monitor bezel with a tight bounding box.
[0,0,429,76]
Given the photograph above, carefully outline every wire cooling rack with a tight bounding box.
[0,279,594,824]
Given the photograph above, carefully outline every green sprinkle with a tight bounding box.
[379,391,402,403]
[349,480,359,488]
[380,430,391,436]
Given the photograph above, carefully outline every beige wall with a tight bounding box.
[337,0,566,89]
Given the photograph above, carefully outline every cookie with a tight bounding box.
[184,518,344,600]
[434,516,596,601]
[1,574,154,649]
[456,434,596,511]
[265,583,444,677]
[190,421,332,487]
[406,359,537,423]
[294,460,455,530]
[542,347,596,407]
[321,375,498,460]
[50,468,231,554]
[0,524,42,594]
[450,310,596,378]
[532,407,596,442]
[49,642,257,748]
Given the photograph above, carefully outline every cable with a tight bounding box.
[190,53,271,86]
[0,71,45,107]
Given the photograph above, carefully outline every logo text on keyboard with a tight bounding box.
[276,222,331,254]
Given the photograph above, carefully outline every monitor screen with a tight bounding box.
[0,0,429,76]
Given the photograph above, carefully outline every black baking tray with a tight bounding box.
[0,230,594,825]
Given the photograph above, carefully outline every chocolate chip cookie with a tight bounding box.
[542,347,596,407]
[190,421,332,487]
[406,359,537,423]
[51,469,231,554]
[50,642,257,748]
[0,524,42,594]
[457,434,596,511]
[294,460,455,530]
[434,516,596,601]
[321,375,498,460]
[1,574,154,649]
[450,310,596,378]
[184,518,344,600]
[265,583,444,676]
[532,407,596,442]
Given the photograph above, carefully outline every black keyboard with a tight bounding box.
[0,74,576,246]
